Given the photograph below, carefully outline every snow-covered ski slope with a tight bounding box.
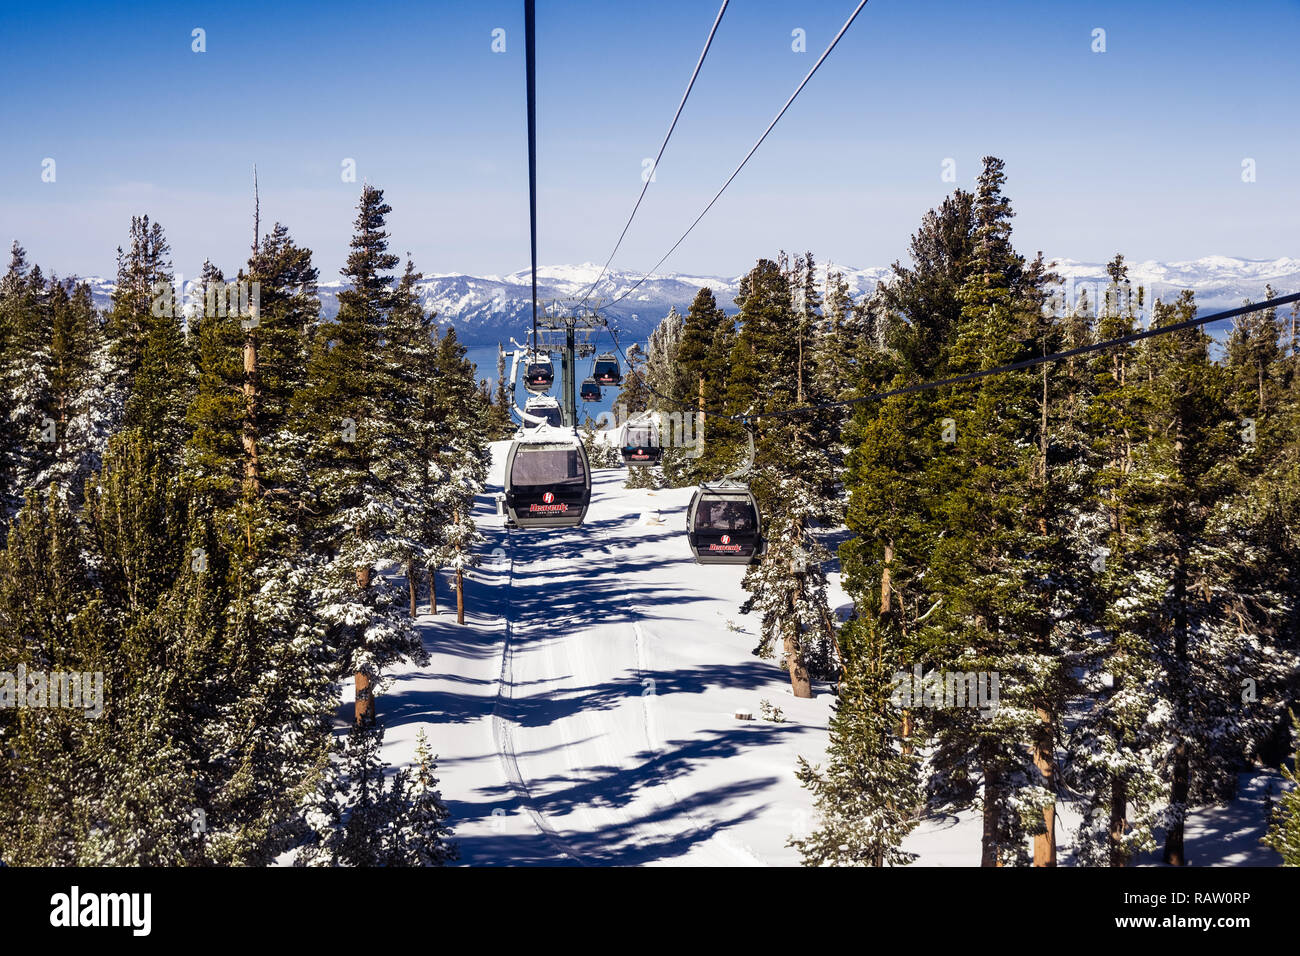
[371,441,835,865]
[368,441,1289,867]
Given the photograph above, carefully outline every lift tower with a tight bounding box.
[530,302,604,428]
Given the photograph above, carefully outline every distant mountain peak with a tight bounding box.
[69,256,1299,346]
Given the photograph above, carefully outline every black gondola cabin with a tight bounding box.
[503,437,591,529]
[686,485,763,565]
[593,353,622,386]
[619,418,662,466]
[524,353,554,393]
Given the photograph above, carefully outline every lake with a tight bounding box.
[465,343,637,427]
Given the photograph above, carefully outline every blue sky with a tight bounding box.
[1,0,1297,282]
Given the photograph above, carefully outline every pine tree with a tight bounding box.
[107,216,191,447]
[726,258,841,697]
[613,343,650,417]
[289,185,426,724]
[792,616,920,866]
[40,279,110,501]
[674,287,733,480]
[383,257,444,617]
[428,326,489,625]
[0,245,48,526]
[386,728,457,865]
[1264,711,1300,865]
[483,344,515,440]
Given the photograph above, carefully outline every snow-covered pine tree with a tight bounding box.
[110,217,193,451]
[671,286,734,483]
[385,728,457,866]
[907,159,1080,866]
[383,257,445,617]
[791,614,921,866]
[483,344,515,440]
[298,719,456,866]
[812,267,855,403]
[435,329,489,625]
[613,343,650,416]
[185,260,245,502]
[726,258,841,697]
[37,278,111,502]
[0,485,113,864]
[1066,266,1169,867]
[1264,711,1300,865]
[289,185,426,724]
[0,247,54,527]
[1122,290,1260,866]
[644,306,688,410]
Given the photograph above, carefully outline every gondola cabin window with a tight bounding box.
[511,445,587,486]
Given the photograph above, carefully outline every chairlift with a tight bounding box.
[503,434,590,529]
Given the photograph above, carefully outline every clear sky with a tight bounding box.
[1,0,1297,282]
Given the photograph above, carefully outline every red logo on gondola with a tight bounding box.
[721,535,731,545]
[543,492,555,504]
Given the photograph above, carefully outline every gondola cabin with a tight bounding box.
[524,353,554,393]
[619,417,662,466]
[503,435,590,529]
[523,395,563,429]
[686,485,763,565]
[580,378,602,402]
[592,353,622,386]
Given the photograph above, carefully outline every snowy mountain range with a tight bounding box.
[74,256,1299,346]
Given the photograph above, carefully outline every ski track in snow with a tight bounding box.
[371,441,1289,867]
[373,441,838,866]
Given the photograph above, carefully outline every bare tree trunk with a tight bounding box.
[407,556,417,617]
[1109,774,1129,866]
[456,568,465,625]
[429,567,438,615]
[354,563,374,724]
[1165,742,1189,866]
[354,671,374,726]
[697,372,706,454]
[784,630,813,699]
[981,770,1002,867]
[1032,707,1057,866]
[883,541,913,753]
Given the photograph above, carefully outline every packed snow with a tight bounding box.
[359,441,1291,866]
